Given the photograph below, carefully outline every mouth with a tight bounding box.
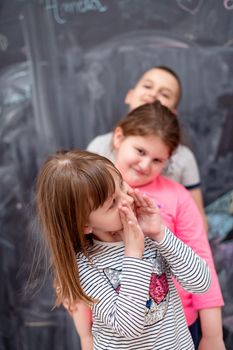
[141,96,154,104]
[133,167,148,176]
[110,230,123,241]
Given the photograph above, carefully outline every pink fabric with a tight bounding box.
[137,175,224,326]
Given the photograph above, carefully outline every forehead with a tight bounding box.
[140,68,180,91]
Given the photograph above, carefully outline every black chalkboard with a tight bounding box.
[0,1,233,349]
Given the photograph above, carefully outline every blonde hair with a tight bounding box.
[116,100,180,156]
[36,150,121,306]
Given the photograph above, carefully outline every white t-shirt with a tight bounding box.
[87,132,201,190]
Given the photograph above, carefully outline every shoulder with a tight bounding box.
[157,174,188,192]
[157,176,193,206]
[172,145,197,164]
[87,132,113,148]
[163,145,200,187]
[86,132,113,159]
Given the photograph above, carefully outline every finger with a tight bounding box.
[133,190,159,210]
[130,188,145,207]
[141,193,158,209]
[119,205,137,224]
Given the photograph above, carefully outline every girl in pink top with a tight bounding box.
[111,101,225,349]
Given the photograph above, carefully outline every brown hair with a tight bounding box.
[36,150,121,306]
[115,100,180,156]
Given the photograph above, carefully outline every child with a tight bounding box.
[82,101,225,349]
[113,101,225,349]
[87,66,208,231]
[36,149,211,350]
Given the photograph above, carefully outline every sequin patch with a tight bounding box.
[103,252,169,326]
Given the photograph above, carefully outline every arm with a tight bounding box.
[72,302,93,350]
[189,187,209,234]
[131,189,211,293]
[198,308,226,350]
[171,145,208,232]
[153,227,211,293]
[174,187,225,346]
[63,301,93,350]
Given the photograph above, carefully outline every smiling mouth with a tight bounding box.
[141,97,154,104]
[133,168,147,176]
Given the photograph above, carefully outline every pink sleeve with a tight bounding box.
[174,186,224,310]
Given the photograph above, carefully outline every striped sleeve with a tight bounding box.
[153,227,211,293]
[79,257,153,338]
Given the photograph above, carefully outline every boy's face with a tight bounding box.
[125,68,180,113]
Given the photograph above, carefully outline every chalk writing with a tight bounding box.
[0,34,8,51]
[45,0,107,24]
[176,0,203,14]
[223,0,233,9]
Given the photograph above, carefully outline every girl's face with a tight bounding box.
[86,171,134,242]
[113,130,170,187]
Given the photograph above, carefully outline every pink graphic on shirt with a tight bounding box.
[149,273,169,304]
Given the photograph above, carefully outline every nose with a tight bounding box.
[139,158,151,174]
[122,189,134,205]
[126,192,134,206]
[148,89,158,101]
[121,184,134,206]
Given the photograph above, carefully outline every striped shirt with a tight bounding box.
[77,228,211,350]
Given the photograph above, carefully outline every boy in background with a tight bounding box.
[87,66,208,231]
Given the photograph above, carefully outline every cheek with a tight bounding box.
[116,152,130,168]
[151,164,163,177]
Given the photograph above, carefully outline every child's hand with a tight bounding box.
[129,188,165,242]
[119,202,144,259]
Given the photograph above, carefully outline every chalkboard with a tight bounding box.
[0,1,233,349]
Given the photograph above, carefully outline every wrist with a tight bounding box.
[124,249,143,259]
[149,225,166,243]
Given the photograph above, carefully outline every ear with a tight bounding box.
[83,225,92,235]
[124,89,133,105]
[112,127,125,150]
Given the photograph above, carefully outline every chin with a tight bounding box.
[128,181,143,188]
[135,179,153,188]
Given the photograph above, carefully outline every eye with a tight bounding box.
[109,197,117,209]
[160,91,171,99]
[136,147,145,156]
[153,158,163,164]
[143,83,152,90]
[119,178,124,189]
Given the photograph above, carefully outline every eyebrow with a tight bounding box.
[143,79,174,95]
